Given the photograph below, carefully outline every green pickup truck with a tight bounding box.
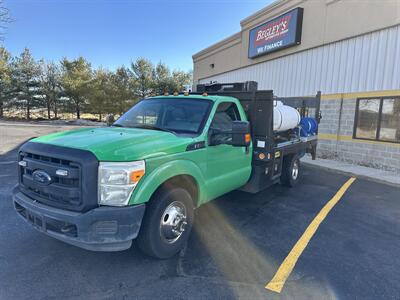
[13,81,320,258]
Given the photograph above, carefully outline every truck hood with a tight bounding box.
[31,127,194,161]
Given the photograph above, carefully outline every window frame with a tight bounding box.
[353,96,400,144]
[208,101,242,146]
[210,101,242,128]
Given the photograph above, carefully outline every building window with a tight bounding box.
[354,97,400,143]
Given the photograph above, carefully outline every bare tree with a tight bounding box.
[0,0,11,41]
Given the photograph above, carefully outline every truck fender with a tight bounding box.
[129,159,207,207]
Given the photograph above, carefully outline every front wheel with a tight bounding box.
[281,156,301,187]
[137,187,194,259]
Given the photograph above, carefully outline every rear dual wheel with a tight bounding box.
[137,187,194,259]
[281,156,301,187]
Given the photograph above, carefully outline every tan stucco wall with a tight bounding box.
[193,0,400,85]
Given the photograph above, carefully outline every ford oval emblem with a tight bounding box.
[32,170,52,185]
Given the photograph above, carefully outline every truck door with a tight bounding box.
[205,102,252,200]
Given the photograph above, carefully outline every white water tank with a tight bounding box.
[273,101,301,132]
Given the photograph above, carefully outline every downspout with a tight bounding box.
[335,93,344,158]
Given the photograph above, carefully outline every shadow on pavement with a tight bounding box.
[180,166,351,298]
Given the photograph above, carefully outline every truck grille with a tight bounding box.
[17,142,99,212]
[19,151,82,208]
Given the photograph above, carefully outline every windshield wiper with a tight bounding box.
[132,124,176,134]
[111,124,124,127]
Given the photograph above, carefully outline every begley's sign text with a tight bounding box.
[248,7,303,58]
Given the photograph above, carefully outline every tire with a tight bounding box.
[137,187,194,259]
[281,155,301,187]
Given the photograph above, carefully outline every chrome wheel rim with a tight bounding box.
[160,201,187,244]
[292,160,299,180]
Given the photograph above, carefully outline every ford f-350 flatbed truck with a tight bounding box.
[13,81,320,258]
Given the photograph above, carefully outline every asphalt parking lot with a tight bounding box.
[1,123,400,299]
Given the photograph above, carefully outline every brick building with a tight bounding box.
[192,0,400,172]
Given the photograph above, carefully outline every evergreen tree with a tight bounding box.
[170,70,192,92]
[130,58,154,98]
[0,45,193,120]
[110,67,135,114]
[11,48,41,119]
[39,60,62,119]
[0,46,11,117]
[152,62,172,95]
[152,62,191,95]
[61,57,92,119]
[89,68,113,121]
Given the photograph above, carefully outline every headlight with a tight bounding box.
[98,161,145,206]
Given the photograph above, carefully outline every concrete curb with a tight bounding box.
[301,156,400,187]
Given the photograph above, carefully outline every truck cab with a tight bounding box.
[13,81,320,258]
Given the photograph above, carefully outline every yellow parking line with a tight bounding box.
[265,177,357,293]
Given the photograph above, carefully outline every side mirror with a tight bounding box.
[105,114,115,126]
[232,121,251,147]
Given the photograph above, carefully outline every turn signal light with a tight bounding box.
[130,170,145,183]
[245,133,251,143]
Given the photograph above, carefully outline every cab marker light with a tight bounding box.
[18,161,27,167]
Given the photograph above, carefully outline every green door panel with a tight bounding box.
[205,144,252,200]
[202,100,252,201]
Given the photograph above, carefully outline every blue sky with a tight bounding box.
[2,0,271,71]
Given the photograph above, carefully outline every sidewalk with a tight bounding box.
[301,156,400,187]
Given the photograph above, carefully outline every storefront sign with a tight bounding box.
[248,7,303,58]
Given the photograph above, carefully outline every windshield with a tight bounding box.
[113,98,212,134]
